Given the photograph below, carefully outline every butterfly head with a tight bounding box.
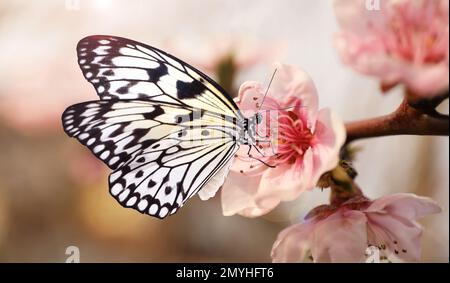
[241,111,269,146]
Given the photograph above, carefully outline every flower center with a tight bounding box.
[272,110,314,165]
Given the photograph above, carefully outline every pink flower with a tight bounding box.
[334,0,449,97]
[271,193,442,263]
[221,64,346,217]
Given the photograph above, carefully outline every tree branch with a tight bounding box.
[345,92,449,144]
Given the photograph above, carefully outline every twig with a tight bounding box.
[345,91,449,144]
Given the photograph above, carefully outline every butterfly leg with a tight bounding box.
[254,127,279,156]
[254,137,278,157]
[246,144,275,168]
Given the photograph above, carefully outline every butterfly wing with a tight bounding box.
[108,125,238,218]
[63,99,188,170]
[77,35,241,118]
[63,35,243,218]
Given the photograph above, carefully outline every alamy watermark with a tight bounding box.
[365,246,380,263]
[365,0,381,11]
[65,0,80,11]
[65,245,80,263]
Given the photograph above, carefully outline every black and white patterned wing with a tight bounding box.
[63,35,245,218]
[77,35,241,119]
[62,99,186,169]
[108,126,239,218]
[62,98,240,218]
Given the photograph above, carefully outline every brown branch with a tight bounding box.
[345,95,449,144]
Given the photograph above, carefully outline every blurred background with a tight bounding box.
[0,0,448,262]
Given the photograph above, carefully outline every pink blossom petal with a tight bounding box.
[366,213,422,262]
[364,194,441,262]
[310,108,346,184]
[271,63,319,130]
[271,220,315,263]
[335,32,409,85]
[229,146,268,176]
[403,63,450,96]
[220,171,267,217]
[236,81,264,117]
[258,148,315,201]
[223,150,314,218]
[311,210,368,263]
[365,193,442,221]
[236,81,281,115]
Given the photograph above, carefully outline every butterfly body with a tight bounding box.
[62,35,266,219]
[239,115,260,145]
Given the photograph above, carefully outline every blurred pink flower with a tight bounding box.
[166,35,285,94]
[271,193,442,263]
[0,57,93,134]
[334,0,449,97]
[168,34,284,73]
[221,64,346,217]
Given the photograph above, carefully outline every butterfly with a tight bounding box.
[62,35,271,219]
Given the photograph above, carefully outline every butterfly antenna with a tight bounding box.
[258,68,277,112]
